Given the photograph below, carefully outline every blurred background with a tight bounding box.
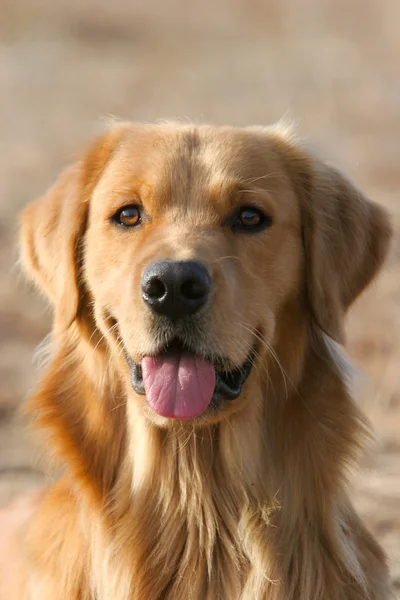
[1,0,399,592]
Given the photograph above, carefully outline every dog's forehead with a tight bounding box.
[93,125,291,218]
[117,125,284,183]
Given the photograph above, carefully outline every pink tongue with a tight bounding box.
[141,353,216,420]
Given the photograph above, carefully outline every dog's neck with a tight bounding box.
[101,329,366,599]
[106,384,272,598]
[31,323,369,599]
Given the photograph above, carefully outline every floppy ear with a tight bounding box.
[20,126,127,331]
[302,159,392,343]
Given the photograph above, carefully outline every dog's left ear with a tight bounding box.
[20,125,127,332]
[299,157,392,343]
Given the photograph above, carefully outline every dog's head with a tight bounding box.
[20,123,391,426]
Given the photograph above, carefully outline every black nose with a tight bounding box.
[141,260,211,320]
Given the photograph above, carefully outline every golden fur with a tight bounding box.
[3,122,393,598]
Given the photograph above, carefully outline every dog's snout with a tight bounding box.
[141,260,211,320]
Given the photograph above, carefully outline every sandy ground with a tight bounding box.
[0,0,399,594]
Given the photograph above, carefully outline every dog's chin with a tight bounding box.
[124,339,255,424]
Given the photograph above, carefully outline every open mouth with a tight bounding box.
[126,339,255,420]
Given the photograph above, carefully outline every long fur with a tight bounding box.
[21,317,389,599]
[10,123,393,599]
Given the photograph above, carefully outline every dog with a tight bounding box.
[2,122,392,599]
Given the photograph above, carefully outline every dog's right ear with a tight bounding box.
[269,127,392,343]
[20,126,127,332]
[300,160,391,344]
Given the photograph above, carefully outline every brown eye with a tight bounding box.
[113,205,141,227]
[239,209,261,227]
[231,206,271,233]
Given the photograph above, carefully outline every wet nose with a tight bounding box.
[141,260,211,320]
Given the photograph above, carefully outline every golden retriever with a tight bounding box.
[1,122,392,599]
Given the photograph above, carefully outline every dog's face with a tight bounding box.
[84,126,303,423]
[21,123,391,426]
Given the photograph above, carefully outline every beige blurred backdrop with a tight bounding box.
[1,0,399,592]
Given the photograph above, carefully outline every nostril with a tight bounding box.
[144,277,166,300]
[181,278,208,300]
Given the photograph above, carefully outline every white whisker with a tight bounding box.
[243,173,280,185]
[235,322,290,401]
[233,329,275,396]
[211,255,242,264]
[91,321,120,355]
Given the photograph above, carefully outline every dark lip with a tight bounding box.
[125,339,256,409]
